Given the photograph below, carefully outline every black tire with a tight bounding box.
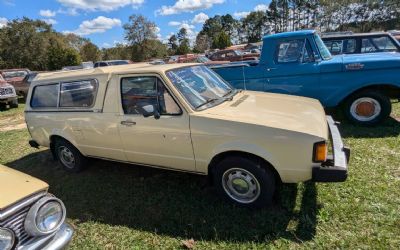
[343,90,391,126]
[54,139,87,173]
[213,156,275,209]
[10,99,18,109]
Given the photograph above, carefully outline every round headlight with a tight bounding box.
[36,201,64,232]
[0,228,15,250]
[25,196,66,236]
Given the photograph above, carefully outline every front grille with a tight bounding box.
[0,87,14,95]
[0,206,34,247]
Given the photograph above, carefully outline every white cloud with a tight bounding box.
[42,18,58,25]
[40,9,56,17]
[156,0,225,16]
[192,12,209,24]
[234,11,250,19]
[63,16,121,36]
[254,4,269,12]
[57,0,144,12]
[0,17,8,28]
[168,21,181,26]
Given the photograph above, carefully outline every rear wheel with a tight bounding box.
[343,90,391,126]
[55,139,87,172]
[213,156,275,208]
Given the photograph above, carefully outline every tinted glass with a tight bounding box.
[60,80,97,107]
[31,84,59,108]
[276,39,304,63]
[343,39,356,54]
[2,71,28,80]
[121,76,181,115]
[365,37,397,52]
[109,61,129,66]
[166,66,233,109]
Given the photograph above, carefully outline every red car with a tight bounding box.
[209,49,259,62]
[0,74,18,109]
[0,68,32,97]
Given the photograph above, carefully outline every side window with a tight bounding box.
[371,36,397,51]
[343,39,356,54]
[276,39,305,63]
[60,79,98,108]
[100,62,108,67]
[361,38,377,53]
[31,84,59,108]
[121,76,181,115]
[324,40,343,55]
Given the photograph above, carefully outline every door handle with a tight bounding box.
[266,68,277,72]
[121,120,136,126]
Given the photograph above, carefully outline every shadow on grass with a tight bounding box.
[7,150,318,243]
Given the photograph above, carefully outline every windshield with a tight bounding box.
[235,50,243,55]
[166,66,234,110]
[314,34,332,60]
[197,56,210,63]
[2,71,28,79]
[109,60,129,65]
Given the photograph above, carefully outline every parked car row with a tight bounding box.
[3,29,400,248]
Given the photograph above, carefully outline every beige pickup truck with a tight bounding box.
[0,164,73,249]
[25,63,349,208]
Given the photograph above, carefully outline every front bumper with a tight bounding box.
[18,223,74,250]
[312,116,350,182]
[0,95,17,104]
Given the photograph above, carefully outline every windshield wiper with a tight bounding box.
[195,98,220,110]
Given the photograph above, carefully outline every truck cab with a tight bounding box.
[212,30,400,125]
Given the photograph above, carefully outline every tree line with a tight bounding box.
[0,1,399,70]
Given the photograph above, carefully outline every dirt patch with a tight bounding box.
[0,114,26,132]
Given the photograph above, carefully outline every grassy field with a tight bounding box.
[0,104,399,249]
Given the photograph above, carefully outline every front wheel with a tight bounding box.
[343,91,391,126]
[55,139,87,173]
[213,156,275,208]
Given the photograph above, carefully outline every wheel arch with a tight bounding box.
[339,84,400,106]
[207,150,282,186]
[49,134,81,160]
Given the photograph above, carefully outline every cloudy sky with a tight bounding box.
[0,0,270,48]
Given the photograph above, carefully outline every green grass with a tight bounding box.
[1,105,400,249]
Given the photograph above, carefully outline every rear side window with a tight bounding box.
[60,80,98,107]
[276,39,305,63]
[31,84,59,108]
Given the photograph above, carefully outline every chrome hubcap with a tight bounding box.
[222,168,261,204]
[59,146,75,169]
[350,97,381,122]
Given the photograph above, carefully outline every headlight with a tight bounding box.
[24,196,66,236]
[0,228,15,250]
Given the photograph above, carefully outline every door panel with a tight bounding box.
[117,75,196,172]
[265,38,321,98]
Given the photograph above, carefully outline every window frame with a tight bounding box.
[30,78,99,110]
[120,74,183,117]
[274,38,307,64]
[59,78,99,109]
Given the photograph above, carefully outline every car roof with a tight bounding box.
[34,63,200,83]
[265,30,316,40]
[322,32,390,38]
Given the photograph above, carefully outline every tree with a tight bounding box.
[167,34,178,54]
[80,42,100,62]
[47,36,81,70]
[241,11,269,43]
[212,31,231,49]
[176,28,191,55]
[194,32,211,53]
[123,14,167,61]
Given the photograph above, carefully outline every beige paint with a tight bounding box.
[25,63,329,183]
[0,164,48,210]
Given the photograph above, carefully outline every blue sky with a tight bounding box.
[0,0,271,48]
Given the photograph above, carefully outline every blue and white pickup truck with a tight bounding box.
[211,30,400,125]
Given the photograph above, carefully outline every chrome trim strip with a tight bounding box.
[0,192,47,221]
[87,155,205,175]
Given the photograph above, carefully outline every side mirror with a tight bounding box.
[142,105,160,119]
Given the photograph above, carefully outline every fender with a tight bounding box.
[209,140,280,175]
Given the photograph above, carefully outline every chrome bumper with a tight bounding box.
[18,223,74,250]
[312,116,350,182]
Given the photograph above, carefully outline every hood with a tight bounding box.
[342,52,400,71]
[0,165,48,210]
[321,53,400,73]
[198,91,328,139]
[0,81,13,88]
